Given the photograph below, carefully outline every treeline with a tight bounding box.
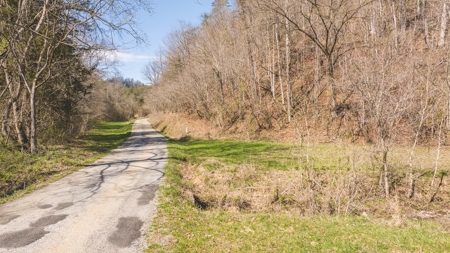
[0,0,152,153]
[84,76,150,123]
[148,0,450,143]
[107,77,146,88]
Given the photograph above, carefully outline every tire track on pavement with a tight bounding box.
[0,119,167,253]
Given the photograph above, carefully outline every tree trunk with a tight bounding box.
[30,86,38,154]
[269,24,276,100]
[409,69,429,197]
[400,0,407,32]
[271,34,276,100]
[408,114,425,197]
[423,0,430,46]
[416,0,421,16]
[11,100,26,146]
[383,148,390,198]
[392,1,399,50]
[1,100,12,139]
[438,0,448,47]
[285,10,292,122]
[431,118,444,186]
[3,67,26,146]
[314,46,319,119]
[275,23,285,109]
[328,56,337,117]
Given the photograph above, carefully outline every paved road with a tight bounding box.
[0,119,167,253]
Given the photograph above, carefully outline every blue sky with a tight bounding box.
[110,0,215,83]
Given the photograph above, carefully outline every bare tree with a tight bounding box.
[0,0,153,153]
[143,50,165,85]
[259,0,370,116]
[351,47,416,197]
[438,0,449,47]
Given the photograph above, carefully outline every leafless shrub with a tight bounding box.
[179,160,383,215]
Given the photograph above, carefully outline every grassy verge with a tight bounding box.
[0,121,134,204]
[148,137,450,252]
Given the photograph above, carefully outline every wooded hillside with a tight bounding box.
[147,0,450,148]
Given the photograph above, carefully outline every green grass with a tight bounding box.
[168,138,378,171]
[169,137,450,172]
[151,207,450,252]
[148,137,450,252]
[80,121,134,153]
[169,137,295,169]
[169,137,333,171]
[0,120,134,204]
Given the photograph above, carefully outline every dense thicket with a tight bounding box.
[0,0,152,153]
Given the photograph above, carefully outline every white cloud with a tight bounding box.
[102,50,155,63]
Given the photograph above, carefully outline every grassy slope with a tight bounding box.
[0,121,134,204]
[149,138,450,252]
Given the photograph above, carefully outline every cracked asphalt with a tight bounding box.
[0,119,167,253]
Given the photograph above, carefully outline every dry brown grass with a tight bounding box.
[180,160,378,214]
[177,159,450,221]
